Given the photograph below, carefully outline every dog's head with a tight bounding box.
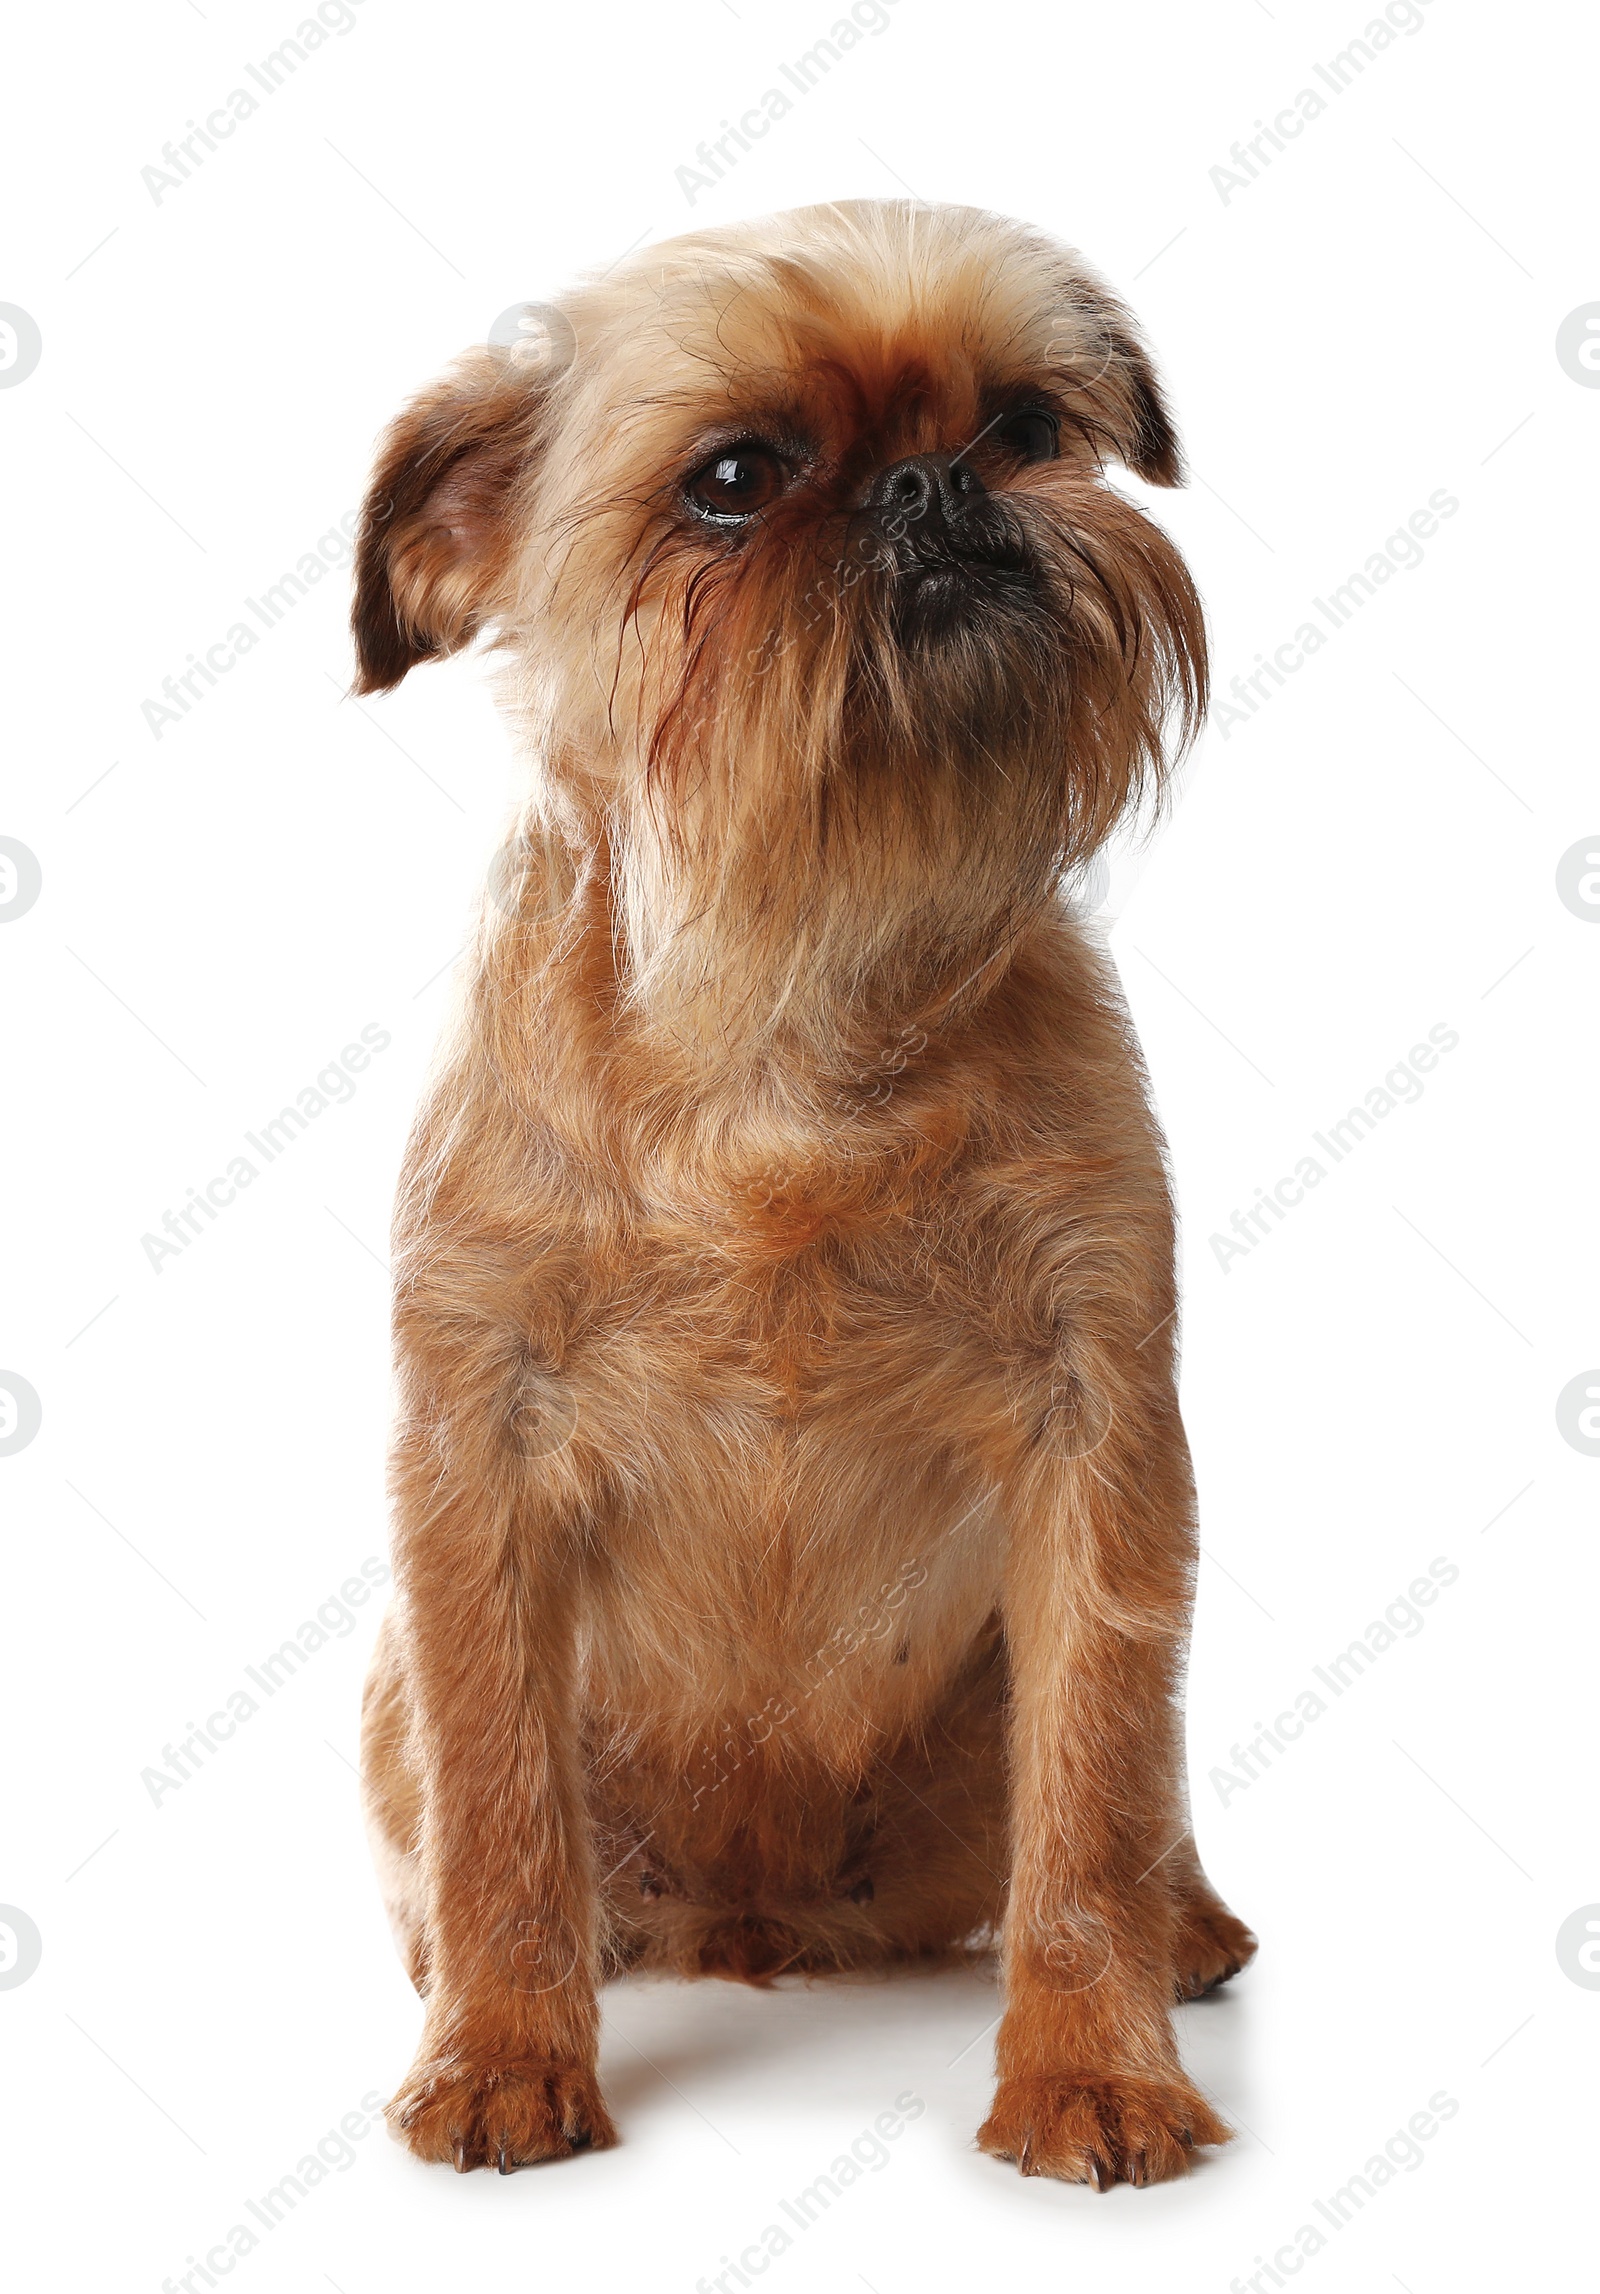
[353,202,1205,1025]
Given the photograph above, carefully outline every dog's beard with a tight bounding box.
[606,476,1204,1059]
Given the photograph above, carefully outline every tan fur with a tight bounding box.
[353,200,1255,2187]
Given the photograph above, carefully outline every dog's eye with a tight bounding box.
[685,444,787,523]
[994,409,1059,463]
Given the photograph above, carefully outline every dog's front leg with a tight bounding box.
[383,1359,615,2172]
[978,1375,1230,2188]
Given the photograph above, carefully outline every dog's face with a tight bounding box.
[354,202,1205,1026]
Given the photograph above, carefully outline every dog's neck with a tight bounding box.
[472,797,1076,1220]
[585,746,1069,1081]
[603,819,1047,1089]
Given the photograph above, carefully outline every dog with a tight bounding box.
[352,198,1255,2189]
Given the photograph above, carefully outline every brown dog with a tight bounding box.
[353,198,1255,2189]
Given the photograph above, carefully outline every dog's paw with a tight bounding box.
[387,2053,618,2171]
[1174,1900,1257,2000]
[976,2072,1230,2188]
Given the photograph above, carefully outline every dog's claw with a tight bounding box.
[979,2070,1231,2189]
[390,2059,618,2169]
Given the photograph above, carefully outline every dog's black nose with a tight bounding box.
[867,452,986,541]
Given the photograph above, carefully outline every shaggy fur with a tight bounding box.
[353,199,1255,2188]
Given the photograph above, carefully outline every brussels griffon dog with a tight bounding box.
[353,199,1255,2189]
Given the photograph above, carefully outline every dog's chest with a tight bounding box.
[589,1203,992,1453]
[572,1215,1008,1712]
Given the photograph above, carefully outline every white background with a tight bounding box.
[2,0,1594,2287]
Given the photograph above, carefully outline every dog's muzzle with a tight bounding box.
[864,452,1032,639]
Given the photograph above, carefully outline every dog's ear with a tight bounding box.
[1046,273,1184,487]
[351,351,549,696]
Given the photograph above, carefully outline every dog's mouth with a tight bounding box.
[891,548,1036,644]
